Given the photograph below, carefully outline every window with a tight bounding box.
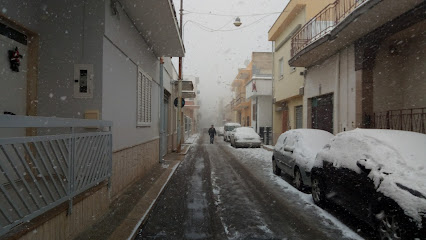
[252,103,257,121]
[137,68,152,126]
[278,57,284,78]
[295,105,303,129]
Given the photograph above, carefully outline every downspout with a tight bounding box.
[159,57,164,163]
[336,51,341,134]
[271,41,275,144]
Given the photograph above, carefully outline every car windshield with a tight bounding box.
[1,0,424,239]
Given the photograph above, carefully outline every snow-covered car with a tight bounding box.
[272,129,333,190]
[217,126,224,136]
[311,129,426,239]
[230,127,261,148]
[224,123,241,142]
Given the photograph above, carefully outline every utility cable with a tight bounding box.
[184,14,274,32]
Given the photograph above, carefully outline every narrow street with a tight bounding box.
[135,134,363,240]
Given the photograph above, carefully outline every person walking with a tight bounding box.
[208,125,216,144]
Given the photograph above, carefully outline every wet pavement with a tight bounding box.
[135,135,365,240]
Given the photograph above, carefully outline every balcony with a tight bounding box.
[0,115,112,236]
[289,0,423,67]
[373,108,425,134]
[291,0,369,58]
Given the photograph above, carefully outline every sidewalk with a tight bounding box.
[74,153,185,240]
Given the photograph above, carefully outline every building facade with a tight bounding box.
[268,0,335,143]
[245,52,273,135]
[0,0,184,238]
[289,0,425,134]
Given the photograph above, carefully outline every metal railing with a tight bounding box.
[0,115,112,236]
[373,108,426,134]
[291,0,369,57]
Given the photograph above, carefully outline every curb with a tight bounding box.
[126,161,181,240]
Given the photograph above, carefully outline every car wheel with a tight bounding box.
[294,168,303,191]
[377,210,405,240]
[272,158,281,176]
[311,176,326,206]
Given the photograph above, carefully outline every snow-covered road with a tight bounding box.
[137,134,369,239]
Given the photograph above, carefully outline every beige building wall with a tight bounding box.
[273,9,306,102]
[269,0,335,144]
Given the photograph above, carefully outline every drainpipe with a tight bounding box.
[271,41,275,144]
[159,57,165,163]
[255,96,258,133]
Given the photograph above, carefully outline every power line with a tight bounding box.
[183,9,282,17]
[184,14,274,32]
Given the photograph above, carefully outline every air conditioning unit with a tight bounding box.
[299,86,304,96]
[275,106,282,112]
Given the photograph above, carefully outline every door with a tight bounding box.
[311,93,333,133]
[281,109,288,133]
[281,135,296,175]
[0,23,28,137]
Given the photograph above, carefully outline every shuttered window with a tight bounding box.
[137,68,152,126]
[295,105,303,129]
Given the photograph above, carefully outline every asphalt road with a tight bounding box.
[135,135,365,240]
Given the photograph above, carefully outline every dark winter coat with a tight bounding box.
[208,127,216,137]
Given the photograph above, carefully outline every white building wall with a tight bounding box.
[1,0,105,118]
[303,45,356,134]
[102,0,170,151]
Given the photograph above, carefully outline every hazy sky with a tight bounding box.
[172,0,289,127]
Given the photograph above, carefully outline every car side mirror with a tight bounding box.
[283,146,294,153]
[356,160,371,174]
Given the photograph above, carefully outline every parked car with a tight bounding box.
[311,129,426,239]
[272,129,333,191]
[230,127,261,148]
[217,126,224,136]
[224,123,241,142]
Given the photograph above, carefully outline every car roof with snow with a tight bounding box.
[275,129,334,170]
[224,122,241,127]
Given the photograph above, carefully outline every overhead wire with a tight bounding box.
[183,9,282,17]
[184,14,277,32]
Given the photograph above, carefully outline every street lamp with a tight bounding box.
[233,17,242,27]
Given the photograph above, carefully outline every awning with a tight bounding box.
[182,91,196,99]
[119,0,185,57]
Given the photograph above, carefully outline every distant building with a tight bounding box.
[245,52,273,135]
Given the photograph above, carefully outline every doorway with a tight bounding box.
[311,93,334,133]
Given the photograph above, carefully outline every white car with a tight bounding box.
[224,123,241,142]
[272,129,334,191]
[230,127,261,148]
[217,126,224,136]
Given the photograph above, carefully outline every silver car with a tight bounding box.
[223,123,241,142]
[272,129,333,191]
[230,127,261,148]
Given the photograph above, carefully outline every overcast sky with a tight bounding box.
[172,0,289,127]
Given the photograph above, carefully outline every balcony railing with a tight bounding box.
[291,0,369,57]
[373,108,426,134]
[0,115,112,236]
